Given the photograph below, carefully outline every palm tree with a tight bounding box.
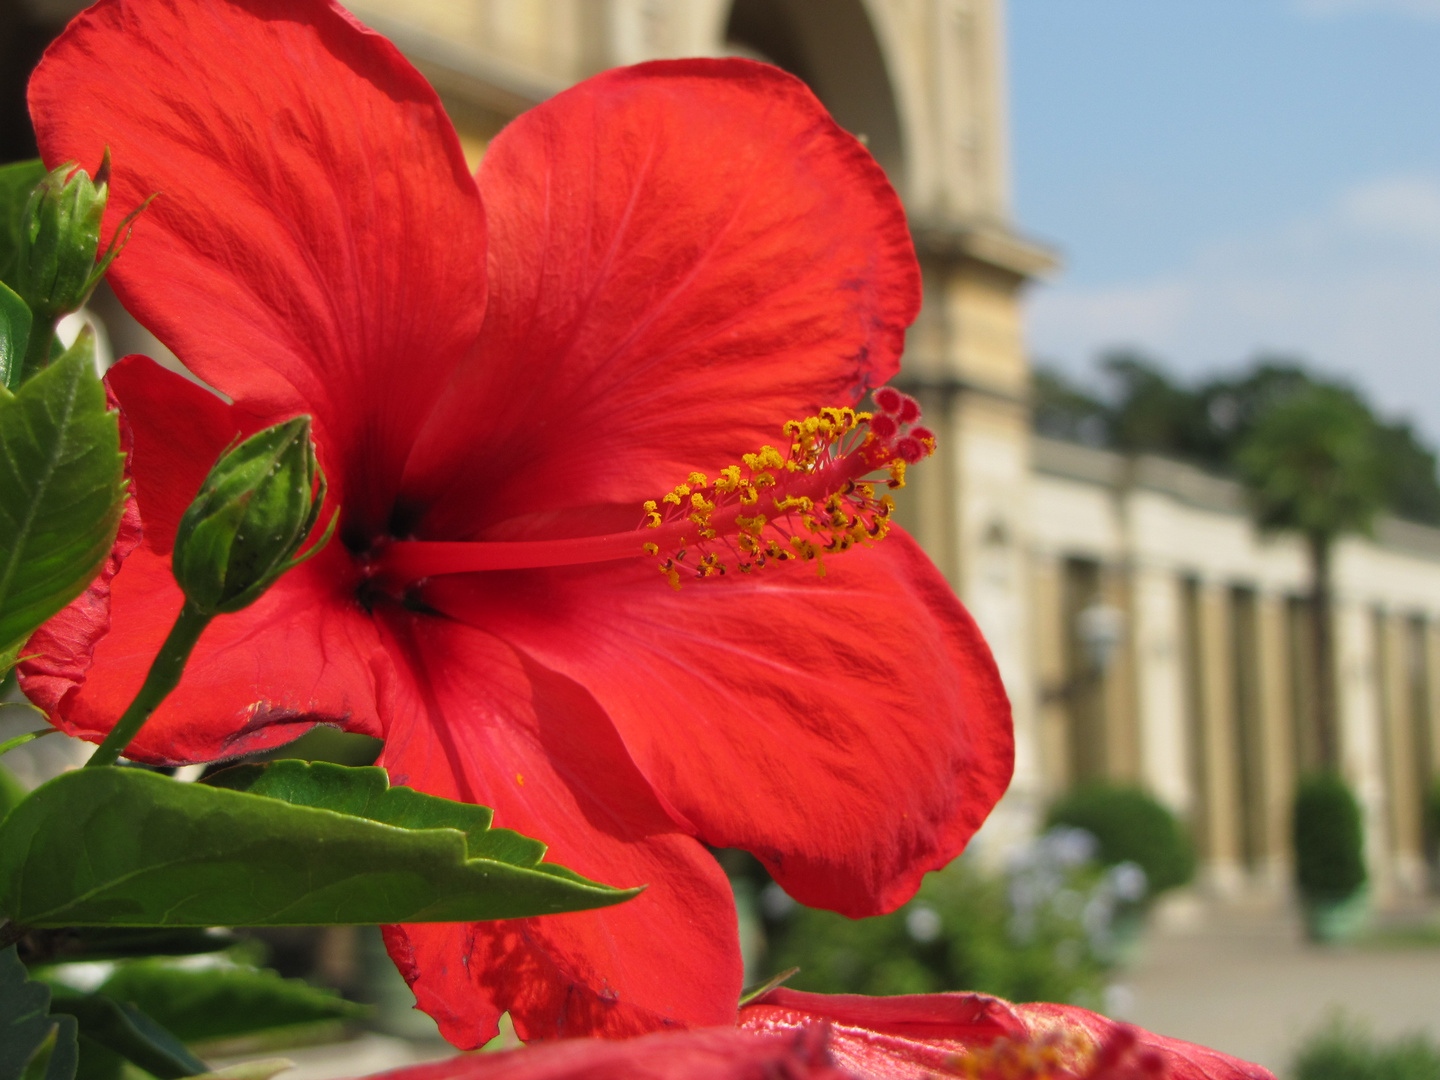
[1235,384,1387,768]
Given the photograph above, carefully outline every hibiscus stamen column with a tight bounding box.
[376,391,935,589]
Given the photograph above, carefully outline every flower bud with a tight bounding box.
[15,156,109,325]
[172,417,332,615]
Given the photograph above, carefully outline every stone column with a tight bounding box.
[1255,590,1296,897]
[1335,601,1392,902]
[1426,619,1440,783]
[1194,581,1244,895]
[1133,565,1193,817]
[1098,562,1140,784]
[1379,612,1426,895]
[1031,553,1072,803]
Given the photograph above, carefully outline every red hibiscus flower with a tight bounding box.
[308,989,1277,1079]
[22,0,1012,1048]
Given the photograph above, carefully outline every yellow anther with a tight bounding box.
[642,542,659,555]
[690,492,715,513]
[887,460,907,489]
[742,446,784,472]
[687,472,708,488]
[715,465,743,492]
[737,513,767,534]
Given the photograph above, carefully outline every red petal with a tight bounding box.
[29,0,487,530]
[740,989,1023,1079]
[420,532,1012,917]
[739,990,1278,1080]
[400,58,919,538]
[364,1027,846,1080]
[1012,1002,1277,1080]
[20,359,388,764]
[375,611,742,1046]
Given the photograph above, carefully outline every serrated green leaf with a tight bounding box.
[0,334,125,652]
[97,960,364,1045]
[0,161,47,292]
[0,282,31,391]
[2,945,78,1080]
[47,992,205,1080]
[0,764,639,928]
[207,760,551,868]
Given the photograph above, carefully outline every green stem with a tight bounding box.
[86,600,212,768]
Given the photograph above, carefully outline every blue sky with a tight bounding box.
[1008,0,1440,438]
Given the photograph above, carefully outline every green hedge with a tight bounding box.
[1294,1021,1440,1080]
[1045,783,1195,897]
[760,852,1110,1008]
[1293,773,1366,902]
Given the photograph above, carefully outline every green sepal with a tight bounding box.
[13,160,106,329]
[171,417,330,615]
[0,161,47,291]
[0,763,639,928]
[0,333,126,656]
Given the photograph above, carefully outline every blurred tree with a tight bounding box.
[1032,354,1440,527]
[1374,418,1440,526]
[1032,366,1110,446]
[1100,350,1210,459]
[1235,385,1388,766]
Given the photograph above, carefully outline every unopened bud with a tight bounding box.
[172,417,333,615]
[15,156,109,324]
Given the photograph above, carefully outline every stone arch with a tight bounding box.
[723,0,905,186]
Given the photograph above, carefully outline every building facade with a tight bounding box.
[326,0,1440,906]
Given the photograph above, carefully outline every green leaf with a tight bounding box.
[1,944,77,1080]
[96,960,364,1045]
[0,763,27,824]
[0,282,30,391]
[0,161,47,292]
[0,333,126,654]
[0,730,52,760]
[0,763,639,927]
[13,929,236,968]
[47,992,205,1080]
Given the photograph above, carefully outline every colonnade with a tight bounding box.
[1022,441,1440,905]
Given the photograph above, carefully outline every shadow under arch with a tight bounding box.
[724,0,905,188]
